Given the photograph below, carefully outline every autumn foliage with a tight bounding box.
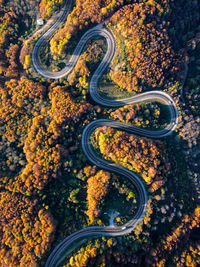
[68,39,105,90]
[84,167,110,223]
[0,8,18,53]
[0,8,20,77]
[0,78,45,146]
[1,84,93,193]
[0,76,95,263]
[65,242,97,267]
[50,0,123,56]
[93,126,170,188]
[40,0,64,20]
[19,41,33,70]
[109,103,161,129]
[108,1,178,91]
[49,85,93,125]
[0,191,55,266]
[150,206,200,266]
[0,0,199,265]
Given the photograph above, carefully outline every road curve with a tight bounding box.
[31,1,179,266]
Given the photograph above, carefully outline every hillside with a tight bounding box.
[0,0,200,266]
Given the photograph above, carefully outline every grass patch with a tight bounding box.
[98,73,136,99]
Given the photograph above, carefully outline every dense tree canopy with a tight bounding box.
[40,0,64,20]
[93,126,170,188]
[85,167,110,224]
[108,1,178,92]
[109,102,163,129]
[0,190,55,266]
[0,0,200,266]
[50,0,123,56]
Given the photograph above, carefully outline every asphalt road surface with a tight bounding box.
[31,1,179,266]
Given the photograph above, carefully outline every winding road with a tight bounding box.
[31,1,179,266]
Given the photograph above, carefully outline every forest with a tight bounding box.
[0,0,200,266]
